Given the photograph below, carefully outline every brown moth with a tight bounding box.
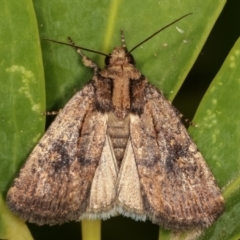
[7,14,224,230]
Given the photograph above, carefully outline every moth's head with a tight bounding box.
[105,47,135,66]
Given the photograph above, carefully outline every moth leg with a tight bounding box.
[41,110,62,116]
[172,105,196,127]
[68,37,99,73]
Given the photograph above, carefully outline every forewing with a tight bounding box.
[130,84,224,230]
[7,83,108,225]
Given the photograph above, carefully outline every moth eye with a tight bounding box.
[127,54,135,65]
[105,55,111,66]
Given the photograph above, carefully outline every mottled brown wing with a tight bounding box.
[7,83,108,225]
[129,84,224,230]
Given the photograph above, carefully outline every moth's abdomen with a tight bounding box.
[107,112,130,167]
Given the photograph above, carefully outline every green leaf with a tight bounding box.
[0,0,45,238]
[0,196,33,240]
[81,220,101,240]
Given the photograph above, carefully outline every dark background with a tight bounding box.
[28,1,240,239]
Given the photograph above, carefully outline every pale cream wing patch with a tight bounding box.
[116,133,146,221]
[82,135,119,219]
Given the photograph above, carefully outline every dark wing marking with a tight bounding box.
[7,83,108,225]
[129,84,224,230]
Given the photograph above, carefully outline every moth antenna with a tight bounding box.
[120,30,127,48]
[43,38,108,57]
[128,13,192,54]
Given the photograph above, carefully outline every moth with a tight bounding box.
[7,14,224,230]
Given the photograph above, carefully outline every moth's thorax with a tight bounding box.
[100,51,142,119]
[111,75,130,118]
